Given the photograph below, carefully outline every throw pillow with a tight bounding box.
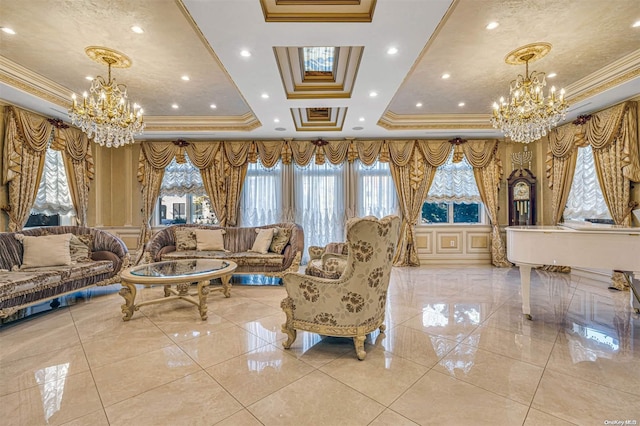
[16,233,73,269]
[269,227,291,254]
[175,228,197,251]
[249,228,275,254]
[76,234,94,252]
[69,234,92,262]
[195,229,226,251]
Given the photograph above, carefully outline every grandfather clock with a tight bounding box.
[508,168,536,226]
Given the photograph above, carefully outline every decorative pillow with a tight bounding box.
[15,233,73,269]
[175,228,197,251]
[76,234,94,252]
[249,228,275,254]
[69,234,91,262]
[195,229,226,251]
[269,227,291,254]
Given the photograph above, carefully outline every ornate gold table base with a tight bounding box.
[119,275,232,321]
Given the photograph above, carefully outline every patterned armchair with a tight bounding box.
[281,215,400,360]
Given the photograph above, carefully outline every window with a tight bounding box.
[564,145,612,222]
[240,160,282,227]
[421,152,484,224]
[155,157,216,225]
[295,161,345,261]
[28,146,76,227]
[355,160,398,218]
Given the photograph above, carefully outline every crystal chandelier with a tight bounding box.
[490,43,568,144]
[69,47,144,148]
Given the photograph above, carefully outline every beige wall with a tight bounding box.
[0,105,9,231]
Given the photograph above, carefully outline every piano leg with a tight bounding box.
[518,264,533,320]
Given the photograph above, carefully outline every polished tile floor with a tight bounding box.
[1,265,639,425]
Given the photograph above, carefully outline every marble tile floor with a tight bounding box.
[1,265,639,425]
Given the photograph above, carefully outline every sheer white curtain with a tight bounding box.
[31,147,75,217]
[240,160,282,226]
[564,145,612,221]
[427,152,481,203]
[294,161,345,262]
[355,160,398,218]
[160,157,205,196]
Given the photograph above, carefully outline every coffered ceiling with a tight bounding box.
[1,0,639,142]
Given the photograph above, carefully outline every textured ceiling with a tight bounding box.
[0,0,639,141]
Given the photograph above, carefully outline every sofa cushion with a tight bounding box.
[195,229,226,251]
[70,235,91,262]
[16,234,73,269]
[249,228,275,254]
[0,260,114,307]
[269,227,291,254]
[175,228,197,251]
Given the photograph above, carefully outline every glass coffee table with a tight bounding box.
[119,259,237,321]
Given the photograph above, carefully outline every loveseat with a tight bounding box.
[0,226,130,319]
[141,223,304,278]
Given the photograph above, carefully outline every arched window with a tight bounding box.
[564,145,612,222]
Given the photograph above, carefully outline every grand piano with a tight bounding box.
[506,224,640,319]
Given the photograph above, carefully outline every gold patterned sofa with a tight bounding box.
[0,226,130,319]
[281,215,400,360]
[141,223,304,278]
[305,242,349,279]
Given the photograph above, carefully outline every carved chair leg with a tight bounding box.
[354,335,367,360]
[280,297,297,349]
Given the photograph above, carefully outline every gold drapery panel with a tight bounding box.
[587,102,639,226]
[53,127,94,227]
[547,124,579,224]
[389,144,437,266]
[2,107,53,231]
[461,140,511,267]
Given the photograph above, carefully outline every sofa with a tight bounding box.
[305,242,349,279]
[0,226,130,319]
[141,223,304,278]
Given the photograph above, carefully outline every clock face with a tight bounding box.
[513,181,529,200]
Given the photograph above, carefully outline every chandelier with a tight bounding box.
[490,43,568,144]
[69,47,144,148]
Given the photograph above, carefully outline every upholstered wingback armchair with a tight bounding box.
[281,215,400,360]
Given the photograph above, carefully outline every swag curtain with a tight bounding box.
[461,140,511,267]
[2,106,93,231]
[52,126,95,226]
[547,101,640,226]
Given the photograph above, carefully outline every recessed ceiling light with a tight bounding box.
[486,22,499,30]
[274,118,280,123]
[416,102,423,107]
[387,47,398,55]
[131,26,144,34]
[547,72,557,78]
[369,91,378,97]
[181,75,190,81]
[458,102,465,107]
[210,104,217,109]
[261,93,269,99]
[359,117,365,122]
[441,73,450,79]
[171,104,179,109]
[633,20,640,28]
[240,50,251,57]
[85,76,94,81]
[1,27,16,35]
